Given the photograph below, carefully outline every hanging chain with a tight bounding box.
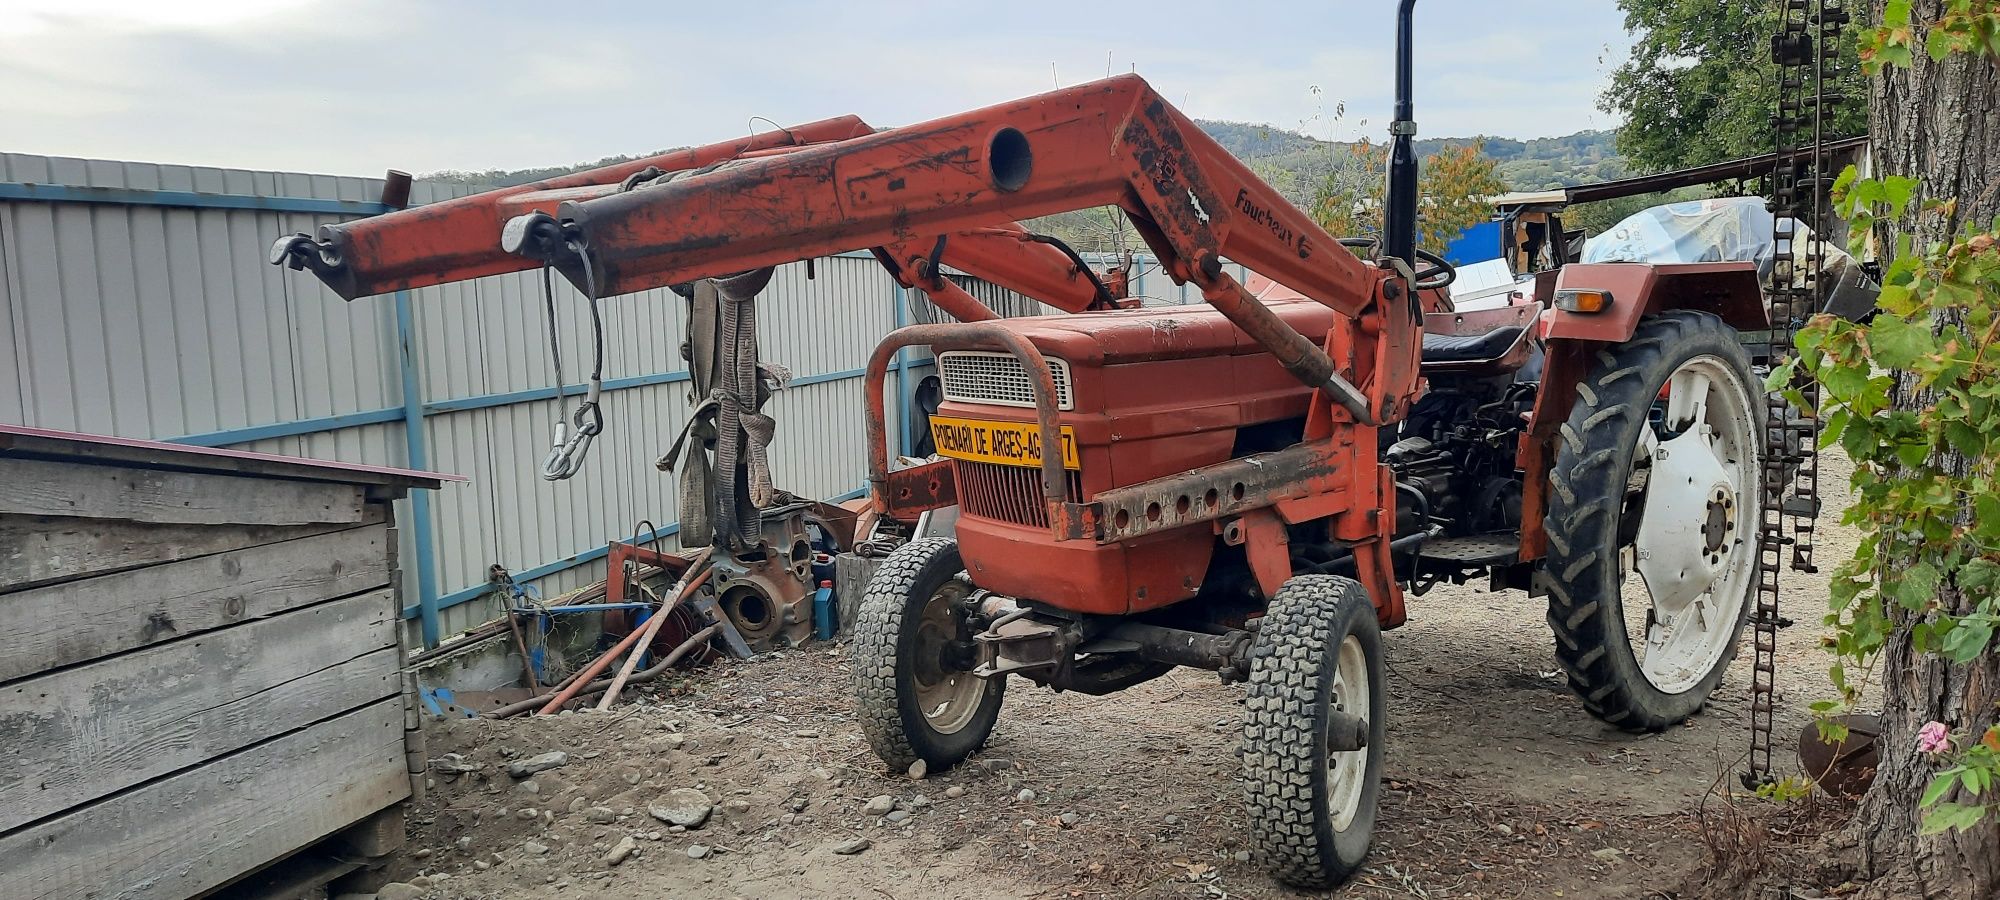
[1746,0,1849,789]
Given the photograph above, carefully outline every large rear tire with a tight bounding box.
[852,537,1004,771]
[1243,574,1386,889]
[1541,310,1762,731]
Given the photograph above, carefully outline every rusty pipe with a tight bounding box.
[557,625,723,711]
[595,583,681,710]
[534,565,714,715]
[487,624,721,718]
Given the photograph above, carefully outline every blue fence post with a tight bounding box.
[394,290,443,647]
[893,284,913,457]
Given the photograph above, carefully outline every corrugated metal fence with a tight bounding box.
[0,152,939,646]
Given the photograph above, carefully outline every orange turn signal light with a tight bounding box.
[1555,289,1613,313]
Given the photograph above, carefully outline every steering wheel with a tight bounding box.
[1411,248,1456,291]
[1337,238,1457,291]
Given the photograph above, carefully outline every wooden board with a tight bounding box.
[0,698,410,900]
[0,590,399,832]
[0,506,386,593]
[0,428,443,489]
[0,523,391,682]
[0,457,365,526]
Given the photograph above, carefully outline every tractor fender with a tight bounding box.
[1540,262,1767,344]
[1515,261,1767,563]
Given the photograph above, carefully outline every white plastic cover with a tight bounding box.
[1584,197,1784,271]
[1582,197,1878,321]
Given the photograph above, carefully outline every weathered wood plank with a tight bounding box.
[0,429,442,489]
[0,590,399,832]
[0,524,391,682]
[0,699,409,900]
[0,505,386,593]
[0,457,365,526]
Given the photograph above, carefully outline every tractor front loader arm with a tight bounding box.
[525,75,1404,422]
[270,118,1115,326]
[271,115,877,300]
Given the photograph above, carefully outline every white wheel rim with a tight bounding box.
[1325,635,1369,830]
[913,580,983,735]
[1622,355,1759,694]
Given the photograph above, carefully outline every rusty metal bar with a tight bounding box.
[1083,440,1343,543]
[864,323,1067,535]
[1191,255,1376,423]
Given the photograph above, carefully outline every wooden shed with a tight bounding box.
[0,425,457,899]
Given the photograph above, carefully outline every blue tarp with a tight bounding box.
[1443,220,1502,265]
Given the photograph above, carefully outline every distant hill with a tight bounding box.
[1196,120,1628,203]
[421,121,1627,196]
[424,153,663,190]
[419,120,1632,253]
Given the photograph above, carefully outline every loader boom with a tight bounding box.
[277,115,873,299]
[514,75,1413,423]
[536,75,1377,318]
[273,117,1121,320]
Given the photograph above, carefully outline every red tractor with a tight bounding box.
[274,2,1773,885]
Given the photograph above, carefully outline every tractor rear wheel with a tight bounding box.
[1242,574,1386,889]
[1541,310,1762,731]
[852,537,1004,771]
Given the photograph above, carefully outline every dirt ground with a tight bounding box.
[380,454,1860,900]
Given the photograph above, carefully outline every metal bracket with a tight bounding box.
[1084,441,1342,543]
[972,616,1066,678]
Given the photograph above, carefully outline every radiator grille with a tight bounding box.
[955,460,1085,530]
[936,351,1074,411]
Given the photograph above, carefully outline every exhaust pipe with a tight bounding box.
[1382,0,1420,272]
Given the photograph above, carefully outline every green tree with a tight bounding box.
[1602,0,1866,172]
[1774,2,2000,895]
[1310,142,1507,252]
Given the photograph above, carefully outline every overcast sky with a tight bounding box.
[0,0,1634,178]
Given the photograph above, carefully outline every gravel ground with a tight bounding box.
[376,453,1859,900]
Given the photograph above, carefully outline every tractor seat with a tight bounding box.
[1420,325,1526,363]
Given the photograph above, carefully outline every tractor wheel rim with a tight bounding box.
[1624,354,1759,694]
[1325,634,1370,831]
[913,581,983,735]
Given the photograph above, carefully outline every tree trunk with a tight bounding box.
[1849,3,2000,896]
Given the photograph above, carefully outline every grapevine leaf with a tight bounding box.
[1883,176,1920,210]
[1942,617,1994,662]
[1920,802,1989,835]
[1946,421,1984,457]
[1868,314,1934,369]
[1976,496,2000,540]
[1921,769,1963,808]
[1821,363,1871,401]
[1890,560,1941,610]
[1960,557,2000,593]
[1819,408,1851,449]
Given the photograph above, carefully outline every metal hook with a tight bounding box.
[541,377,604,481]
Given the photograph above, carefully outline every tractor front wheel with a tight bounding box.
[1242,574,1387,889]
[852,537,1004,772]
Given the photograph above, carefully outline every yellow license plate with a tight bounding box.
[929,415,1079,470]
